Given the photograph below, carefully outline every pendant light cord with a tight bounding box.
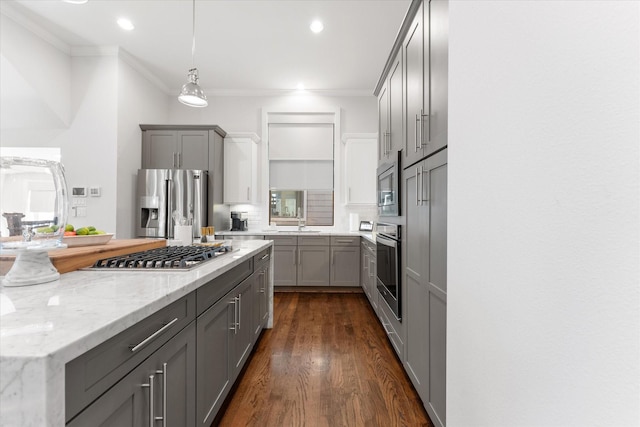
[191,0,196,67]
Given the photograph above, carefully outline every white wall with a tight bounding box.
[168,94,378,230]
[447,1,640,426]
[116,56,170,238]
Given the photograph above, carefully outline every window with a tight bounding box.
[267,120,335,226]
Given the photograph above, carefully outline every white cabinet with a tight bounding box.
[224,133,260,204]
[342,134,377,205]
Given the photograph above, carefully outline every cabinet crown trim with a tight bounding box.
[139,124,227,137]
[225,132,261,143]
[341,133,378,144]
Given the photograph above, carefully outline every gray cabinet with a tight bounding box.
[252,249,271,338]
[140,125,226,230]
[196,290,233,426]
[403,0,449,168]
[361,239,378,311]
[404,148,447,427]
[230,278,254,380]
[330,236,361,286]
[272,236,298,286]
[68,322,196,427]
[298,236,331,286]
[142,129,209,170]
[378,52,403,165]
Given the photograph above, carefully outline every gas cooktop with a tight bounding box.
[87,244,233,270]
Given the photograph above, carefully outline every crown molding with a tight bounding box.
[341,133,377,144]
[203,88,374,97]
[0,2,70,55]
[224,132,261,143]
[117,48,172,94]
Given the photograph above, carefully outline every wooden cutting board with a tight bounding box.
[0,239,167,275]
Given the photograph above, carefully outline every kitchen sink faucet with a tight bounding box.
[297,208,306,230]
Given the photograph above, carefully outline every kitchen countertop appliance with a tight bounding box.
[230,211,248,231]
[136,169,207,240]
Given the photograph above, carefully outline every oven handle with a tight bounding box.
[376,234,398,248]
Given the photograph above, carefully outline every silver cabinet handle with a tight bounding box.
[415,113,421,152]
[238,293,242,331]
[260,253,269,261]
[416,166,421,206]
[172,152,177,168]
[336,239,353,244]
[130,318,179,352]
[381,321,393,336]
[155,363,167,426]
[229,298,237,333]
[422,110,430,146]
[141,374,155,427]
[332,249,335,265]
[348,187,351,203]
[247,187,250,201]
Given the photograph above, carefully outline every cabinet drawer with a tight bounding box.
[197,259,253,316]
[65,292,196,422]
[331,236,360,246]
[298,235,330,246]
[253,248,271,269]
[269,235,298,246]
[378,296,404,359]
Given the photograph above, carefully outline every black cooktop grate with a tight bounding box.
[91,245,232,269]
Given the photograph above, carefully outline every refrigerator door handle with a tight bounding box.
[166,179,173,238]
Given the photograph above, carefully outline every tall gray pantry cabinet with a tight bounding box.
[374,1,448,426]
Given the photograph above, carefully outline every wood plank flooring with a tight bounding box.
[216,292,433,427]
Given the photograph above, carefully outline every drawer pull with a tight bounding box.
[155,363,167,427]
[130,318,179,353]
[260,253,269,260]
[336,239,353,243]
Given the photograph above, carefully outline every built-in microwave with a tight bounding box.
[377,152,400,217]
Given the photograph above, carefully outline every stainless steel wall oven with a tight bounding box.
[376,222,401,320]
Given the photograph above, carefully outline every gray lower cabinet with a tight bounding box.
[298,242,330,286]
[196,261,257,426]
[68,322,196,427]
[272,236,298,286]
[404,148,447,427]
[252,249,271,338]
[361,239,378,311]
[330,236,361,286]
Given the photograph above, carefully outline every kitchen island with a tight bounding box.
[0,239,273,427]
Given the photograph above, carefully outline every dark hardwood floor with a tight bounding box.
[216,291,433,427]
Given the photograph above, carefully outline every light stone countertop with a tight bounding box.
[0,239,273,427]
[219,229,375,243]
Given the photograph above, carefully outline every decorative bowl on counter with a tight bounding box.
[62,233,114,247]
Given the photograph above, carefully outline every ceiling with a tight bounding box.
[2,0,411,96]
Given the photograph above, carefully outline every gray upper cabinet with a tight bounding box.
[385,0,448,171]
[427,0,448,156]
[142,129,209,170]
[378,52,403,165]
[404,1,427,168]
[404,148,447,427]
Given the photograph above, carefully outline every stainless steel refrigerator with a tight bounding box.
[136,169,207,239]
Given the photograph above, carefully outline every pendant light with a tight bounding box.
[178,0,208,107]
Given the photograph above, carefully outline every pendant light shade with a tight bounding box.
[179,68,208,107]
[178,0,208,107]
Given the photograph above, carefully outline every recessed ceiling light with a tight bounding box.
[296,83,305,91]
[62,0,89,4]
[310,20,324,34]
[117,18,135,31]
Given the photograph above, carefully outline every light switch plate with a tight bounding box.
[89,187,101,197]
[72,187,87,197]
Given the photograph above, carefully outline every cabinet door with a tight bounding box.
[404,2,426,168]
[142,130,177,169]
[368,249,378,311]
[344,137,377,205]
[196,298,233,426]
[425,149,447,427]
[378,82,389,163]
[230,278,254,381]
[273,245,297,286]
[252,265,269,339]
[388,53,403,156]
[426,0,448,156]
[224,139,256,204]
[361,241,369,291]
[404,161,430,398]
[68,323,196,427]
[330,246,361,286]
[178,130,209,170]
[297,246,330,286]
